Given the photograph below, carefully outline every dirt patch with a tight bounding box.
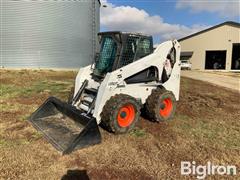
[46,72,76,81]
[0,77,15,85]
[14,94,49,105]
[178,77,240,117]
[138,119,177,141]
[60,168,153,180]
[1,111,20,120]
[0,69,76,87]
[6,122,27,132]
[89,167,153,180]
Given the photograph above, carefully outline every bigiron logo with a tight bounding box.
[181,161,237,179]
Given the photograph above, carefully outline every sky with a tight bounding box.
[100,0,240,44]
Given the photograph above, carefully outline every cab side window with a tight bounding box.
[135,38,152,60]
[119,36,139,67]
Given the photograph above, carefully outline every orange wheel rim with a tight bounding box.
[159,98,173,117]
[117,104,135,127]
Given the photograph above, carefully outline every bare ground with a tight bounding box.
[0,69,240,180]
[181,70,240,92]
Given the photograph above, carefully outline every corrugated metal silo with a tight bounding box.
[1,0,100,68]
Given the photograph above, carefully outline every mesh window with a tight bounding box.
[95,37,117,74]
[119,36,139,67]
[135,38,151,60]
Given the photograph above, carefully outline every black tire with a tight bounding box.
[100,94,141,134]
[145,88,176,122]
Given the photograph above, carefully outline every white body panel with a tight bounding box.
[74,40,181,124]
[74,65,100,97]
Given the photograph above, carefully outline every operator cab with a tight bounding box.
[93,31,154,78]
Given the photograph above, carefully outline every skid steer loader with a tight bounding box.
[29,31,181,154]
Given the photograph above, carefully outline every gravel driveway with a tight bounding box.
[181,70,240,93]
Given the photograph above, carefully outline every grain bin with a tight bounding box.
[1,0,100,68]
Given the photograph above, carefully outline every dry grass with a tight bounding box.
[0,69,240,179]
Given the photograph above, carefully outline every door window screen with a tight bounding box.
[135,38,151,60]
[119,36,139,67]
[95,36,117,74]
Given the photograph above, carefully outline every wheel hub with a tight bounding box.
[159,98,173,117]
[160,103,166,109]
[120,111,127,118]
[117,104,135,127]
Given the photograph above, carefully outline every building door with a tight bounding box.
[231,43,240,70]
[205,50,226,70]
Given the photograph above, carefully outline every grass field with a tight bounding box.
[0,69,239,179]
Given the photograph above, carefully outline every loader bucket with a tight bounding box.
[28,97,101,155]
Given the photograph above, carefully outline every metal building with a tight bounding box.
[179,21,240,71]
[1,0,100,68]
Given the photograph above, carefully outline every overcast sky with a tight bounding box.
[100,0,240,44]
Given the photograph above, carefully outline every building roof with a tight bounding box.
[178,21,240,42]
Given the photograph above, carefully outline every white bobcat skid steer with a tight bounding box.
[29,31,181,154]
